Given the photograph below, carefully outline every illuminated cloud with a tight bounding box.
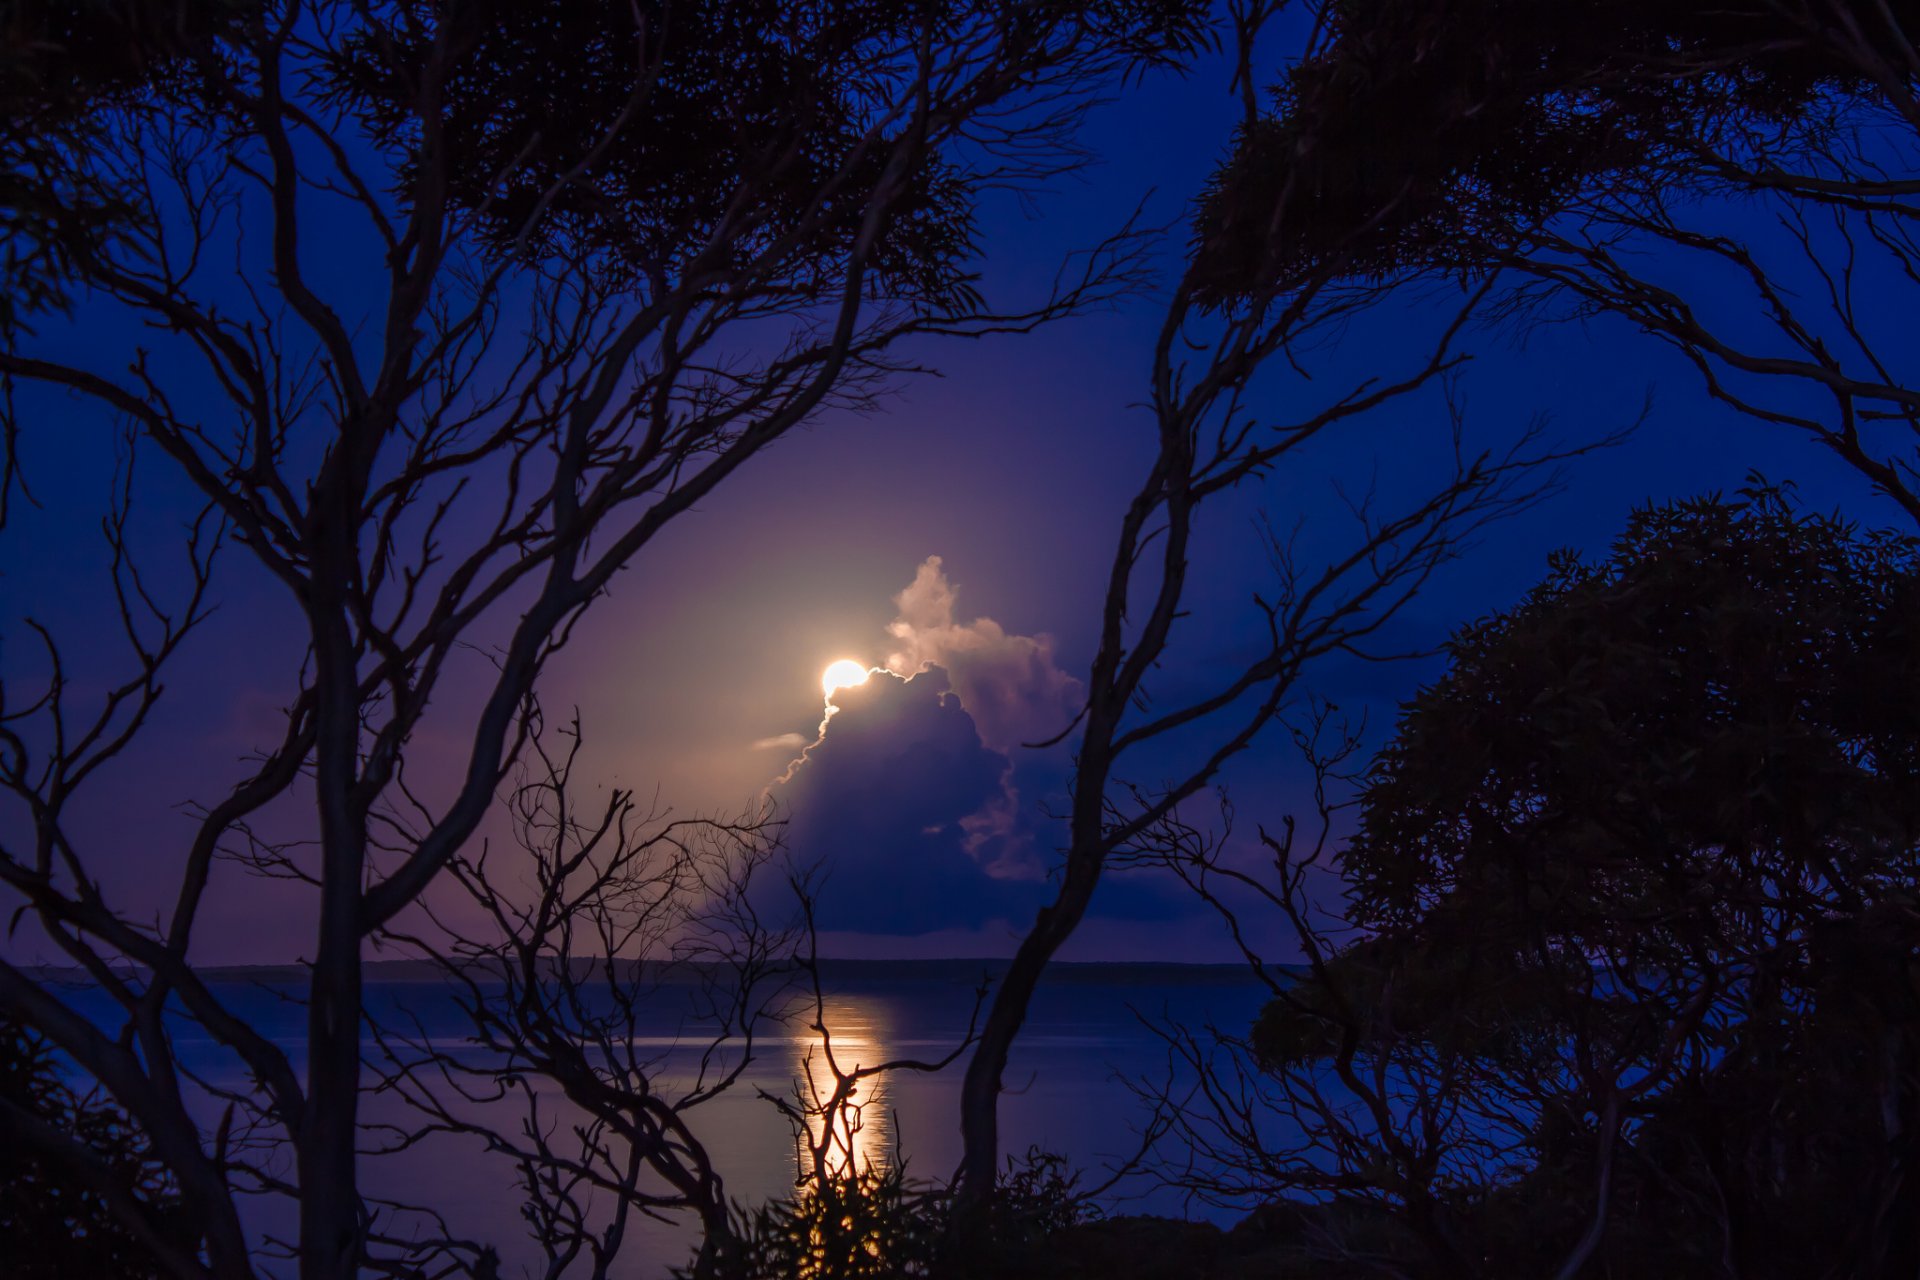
[761,559,1193,934]
[769,667,1050,932]
[884,557,1081,754]
[751,732,810,752]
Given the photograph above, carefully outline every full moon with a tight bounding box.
[822,659,871,698]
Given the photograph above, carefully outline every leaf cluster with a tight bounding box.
[692,1151,1087,1280]
[0,1013,197,1280]
[1349,487,1920,942]
[1189,0,1917,299]
[324,0,969,305]
[326,0,1209,307]
[0,0,254,322]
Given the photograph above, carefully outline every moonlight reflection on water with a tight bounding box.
[783,993,900,1181]
[64,966,1266,1275]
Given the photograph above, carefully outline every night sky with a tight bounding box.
[1,24,1903,966]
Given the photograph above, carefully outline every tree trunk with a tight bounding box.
[955,840,1104,1213]
[299,532,368,1280]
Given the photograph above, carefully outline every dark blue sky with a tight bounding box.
[0,20,1905,964]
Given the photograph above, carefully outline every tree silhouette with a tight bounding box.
[1207,0,1920,521]
[0,0,255,325]
[1156,491,1920,1277]
[950,0,1599,1225]
[0,3,1206,1277]
[0,1011,199,1279]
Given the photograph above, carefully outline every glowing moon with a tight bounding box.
[822,659,871,698]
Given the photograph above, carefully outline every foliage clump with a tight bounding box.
[0,0,253,320]
[326,0,1209,306]
[1191,0,1920,298]
[322,0,977,306]
[1249,490,1920,1275]
[691,1152,1085,1280]
[1349,487,1920,939]
[0,1013,196,1279]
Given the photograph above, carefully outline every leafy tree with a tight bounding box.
[1350,488,1920,935]
[1329,488,1920,1275]
[1,0,255,324]
[1193,0,1913,290]
[1157,492,1920,1276]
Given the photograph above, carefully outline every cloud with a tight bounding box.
[769,667,1052,933]
[751,732,810,752]
[884,557,1081,754]
[760,558,1199,936]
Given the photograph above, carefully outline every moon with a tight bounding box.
[822,659,871,698]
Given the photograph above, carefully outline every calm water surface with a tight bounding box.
[68,962,1269,1277]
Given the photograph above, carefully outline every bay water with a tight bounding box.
[60,961,1271,1276]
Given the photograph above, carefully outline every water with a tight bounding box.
[55,961,1270,1277]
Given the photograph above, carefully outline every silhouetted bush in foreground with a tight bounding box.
[0,1013,196,1279]
[690,1152,1083,1280]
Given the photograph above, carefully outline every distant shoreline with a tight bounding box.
[30,957,1286,987]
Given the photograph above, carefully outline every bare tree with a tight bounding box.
[0,3,1209,1277]
[760,897,986,1194]
[365,708,796,1280]
[366,711,987,1280]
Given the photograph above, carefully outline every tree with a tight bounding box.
[366,709,798,1279]
[363,706,990,1278]
[1342,489,1920,1275]
[1157,491,1920,1277]
[951,0,1592,1224]
[1216,0,1920,522]
[0,3,1209,1277]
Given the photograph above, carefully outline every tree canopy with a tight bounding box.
[325,0,1205,304]
[1246,491,1920,1275]
[1191,0,1919,298]
[1349,488,1920,940]
[1,0,254,321]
